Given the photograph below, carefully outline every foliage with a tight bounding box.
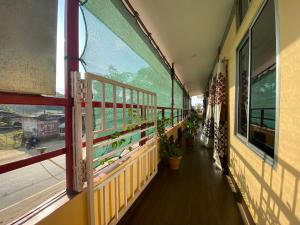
[98,108,142,166]
[0,130,23,149]
[185,111,200,138]
[157,116,182,159]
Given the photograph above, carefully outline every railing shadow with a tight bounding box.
[230,144,300,225]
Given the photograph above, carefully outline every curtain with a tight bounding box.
[201,61,228,171]
[200,76,215,148]
[213,61,227,171]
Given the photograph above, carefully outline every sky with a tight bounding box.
[55,0,65,94]
[56,0,85,94]
[55,0,148,94]
[191,95,203,107]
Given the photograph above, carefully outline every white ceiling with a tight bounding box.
[129,0,234,96]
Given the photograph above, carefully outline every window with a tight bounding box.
[237,38,249,138]
[236,0,277,159]
[237,0,250,26]
[0,1,68,224]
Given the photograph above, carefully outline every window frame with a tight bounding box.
[236,0,251,28]
[235,35,250,142]
[235,0,280,167]
[0,0,77,193]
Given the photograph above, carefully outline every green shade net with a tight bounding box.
[174,80,183,109]
[81,0,172,107]
[80,0,175,166]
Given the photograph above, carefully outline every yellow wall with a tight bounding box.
[37,122,185,225]
[219,0,300,224]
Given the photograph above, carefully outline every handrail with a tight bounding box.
[250,107,276,128]
[76,72,158,225]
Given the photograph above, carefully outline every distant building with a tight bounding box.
[0,110,22,129]
[21,114,64,138]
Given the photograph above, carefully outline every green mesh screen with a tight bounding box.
[79,0,186,165]
[174,80,183,109]
[81,0,172,107]
[173,110,177,125]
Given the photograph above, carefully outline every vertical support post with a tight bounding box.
[85,77,96,225]
[171,63,175,127]
[137,91,140,117]
[147,94,150,121]
[73,72,83,192]
[124,170,128,207]
[143,92,145,120]
[103,187,108,225]
[65,0,79,192]
[137,158,141,190]
[162,108,165,120]
[123,87,126,129]
[130,89,133,119]
[140,92,146,146]
[102,83,106,130]
[113,85,117,129]
[115,177,119,220]
[140,122,146,146]
[131,164,134,198]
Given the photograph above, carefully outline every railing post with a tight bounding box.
[65,0,79,192]
[162,108,165,120]
[140,106,146,146]
[171,63,175,127]
[260,109,265,127]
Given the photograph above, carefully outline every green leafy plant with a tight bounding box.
[157,116,182,159]
[185,112,200,138]
[111,131,126,149]
[98,108,143,166]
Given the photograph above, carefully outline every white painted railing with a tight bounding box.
[72,72,158,225]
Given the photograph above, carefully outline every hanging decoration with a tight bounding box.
[201,60,228,171]
[200,77,215,148]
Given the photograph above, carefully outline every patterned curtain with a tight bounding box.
[213,61,228,171]
[200,77,216,148]
[201,61,228,171]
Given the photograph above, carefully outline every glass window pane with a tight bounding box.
[0,105,65,165]
[237,39,249,137]
[249,0,276,157]
[0,155,66,224]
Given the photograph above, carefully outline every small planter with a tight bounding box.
[168,156,182,170]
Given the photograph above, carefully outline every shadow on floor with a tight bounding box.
[117,137,244,225]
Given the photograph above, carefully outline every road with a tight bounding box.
[0,154,66,224]
[0,139,65,165]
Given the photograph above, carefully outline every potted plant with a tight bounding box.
[165,141,182,170]
[157,117,183,170]
[184,111,200,145]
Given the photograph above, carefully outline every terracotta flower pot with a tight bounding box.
[168,156,182,170]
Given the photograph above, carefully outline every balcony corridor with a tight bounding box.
[117,135,244,225]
